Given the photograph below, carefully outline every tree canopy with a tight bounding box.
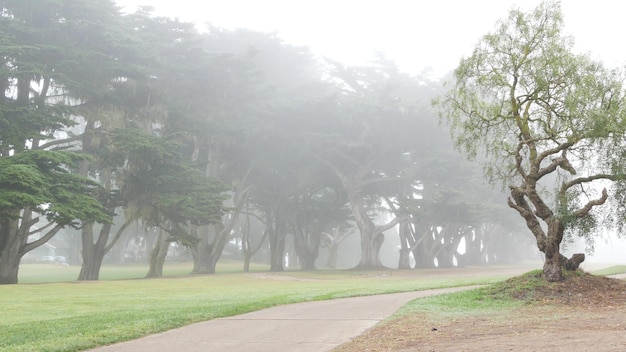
[436,0,626,281]
[0,0,539,284]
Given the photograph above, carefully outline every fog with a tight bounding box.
[116,0,626,78]
[4,1,626,285]
[112,1,626,265]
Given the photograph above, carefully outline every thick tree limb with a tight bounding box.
[376,215,404,234]
[38,135,82,150]
[573,188,608,218]
[21,224,63,255]
[507,186,547,248]
[104,217,133,253]
[561,174,623,193]
[537,150,576,179]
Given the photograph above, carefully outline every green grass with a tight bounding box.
[1,265,513,352]
[394,266,621,324]
[591,265,626,276]
[388,271,543,325]
[17,260,271,283]
[398,285,522,320]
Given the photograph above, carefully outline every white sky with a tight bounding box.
[114,0,626,78]
[114,0,626,263]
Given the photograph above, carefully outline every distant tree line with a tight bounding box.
[0,0,534,284]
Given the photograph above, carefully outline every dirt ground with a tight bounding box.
[334,270,626,352]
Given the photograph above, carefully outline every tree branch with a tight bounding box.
[573,188,608,218]
[377,215,405,234]
[104,217,134,253]
[507,186,547,248]
[537,150,576,180]
[561,174,624,193]
[21,224,63,255]
[38,135,82,150]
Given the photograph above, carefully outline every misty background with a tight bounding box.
[112,0,626,265]
[4,0,626,283]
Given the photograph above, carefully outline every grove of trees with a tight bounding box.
[0,0,573,285]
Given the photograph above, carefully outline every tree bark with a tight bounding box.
[78,223,105,281]
[543,251,562,282]
[411,225,437,269]
[269,221,286,272]
[0,216,22,284]
[397,221,412,269]
[564,253,585,271]
[78,218,131,280]
[542,219,566,282]
[293,227,320,270]
[0,211,62,284]
[191,223,228,274]
[145,229,169,278]
[348,194,386,269]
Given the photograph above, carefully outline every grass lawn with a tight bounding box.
[1,262,515,352]
[334,267,626,352]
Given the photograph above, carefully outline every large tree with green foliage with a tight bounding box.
[0,151,109,284]
[74,10,196,281]
[436,0,626,281]
[0,0,122,284]
[109,129,228,278]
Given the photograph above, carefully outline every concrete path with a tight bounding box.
[89,285,480,352]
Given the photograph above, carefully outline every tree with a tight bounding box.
[0,0,122,284]
[307,58,439,269]
[0,151,109,284]
[436,0,626,281]
[110,128,228,278]
[74,11,194,281]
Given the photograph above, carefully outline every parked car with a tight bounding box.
[37,256,68,265]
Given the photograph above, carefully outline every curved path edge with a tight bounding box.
[89,285,481,352]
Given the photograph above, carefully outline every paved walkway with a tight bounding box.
[89,264,623,352]
[89,285,480,352]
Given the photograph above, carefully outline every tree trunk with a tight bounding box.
[411,225,438,269]
[0,211,62,284]
[78,218,131,281]
[146,229,169,278]
[269,228,286,272]
[326,243,338,269]
[243,251,251,272]
[397,221,412,269]
[0,256,20,284]
[191,223,228,274]
[349,195,385,269]
[356,227,384,269]
[293,228,320,270]
[265,207,287,272]
[0,216,22,284]
[541,219,565,282]
[543,251,562,282]
[398,248,411,269]
[78,223,105,281]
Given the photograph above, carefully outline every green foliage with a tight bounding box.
[110,128,229,234]
[435,0,626,253]
[0,150,109,226]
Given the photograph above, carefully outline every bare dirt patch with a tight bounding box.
[333,271,626,352]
